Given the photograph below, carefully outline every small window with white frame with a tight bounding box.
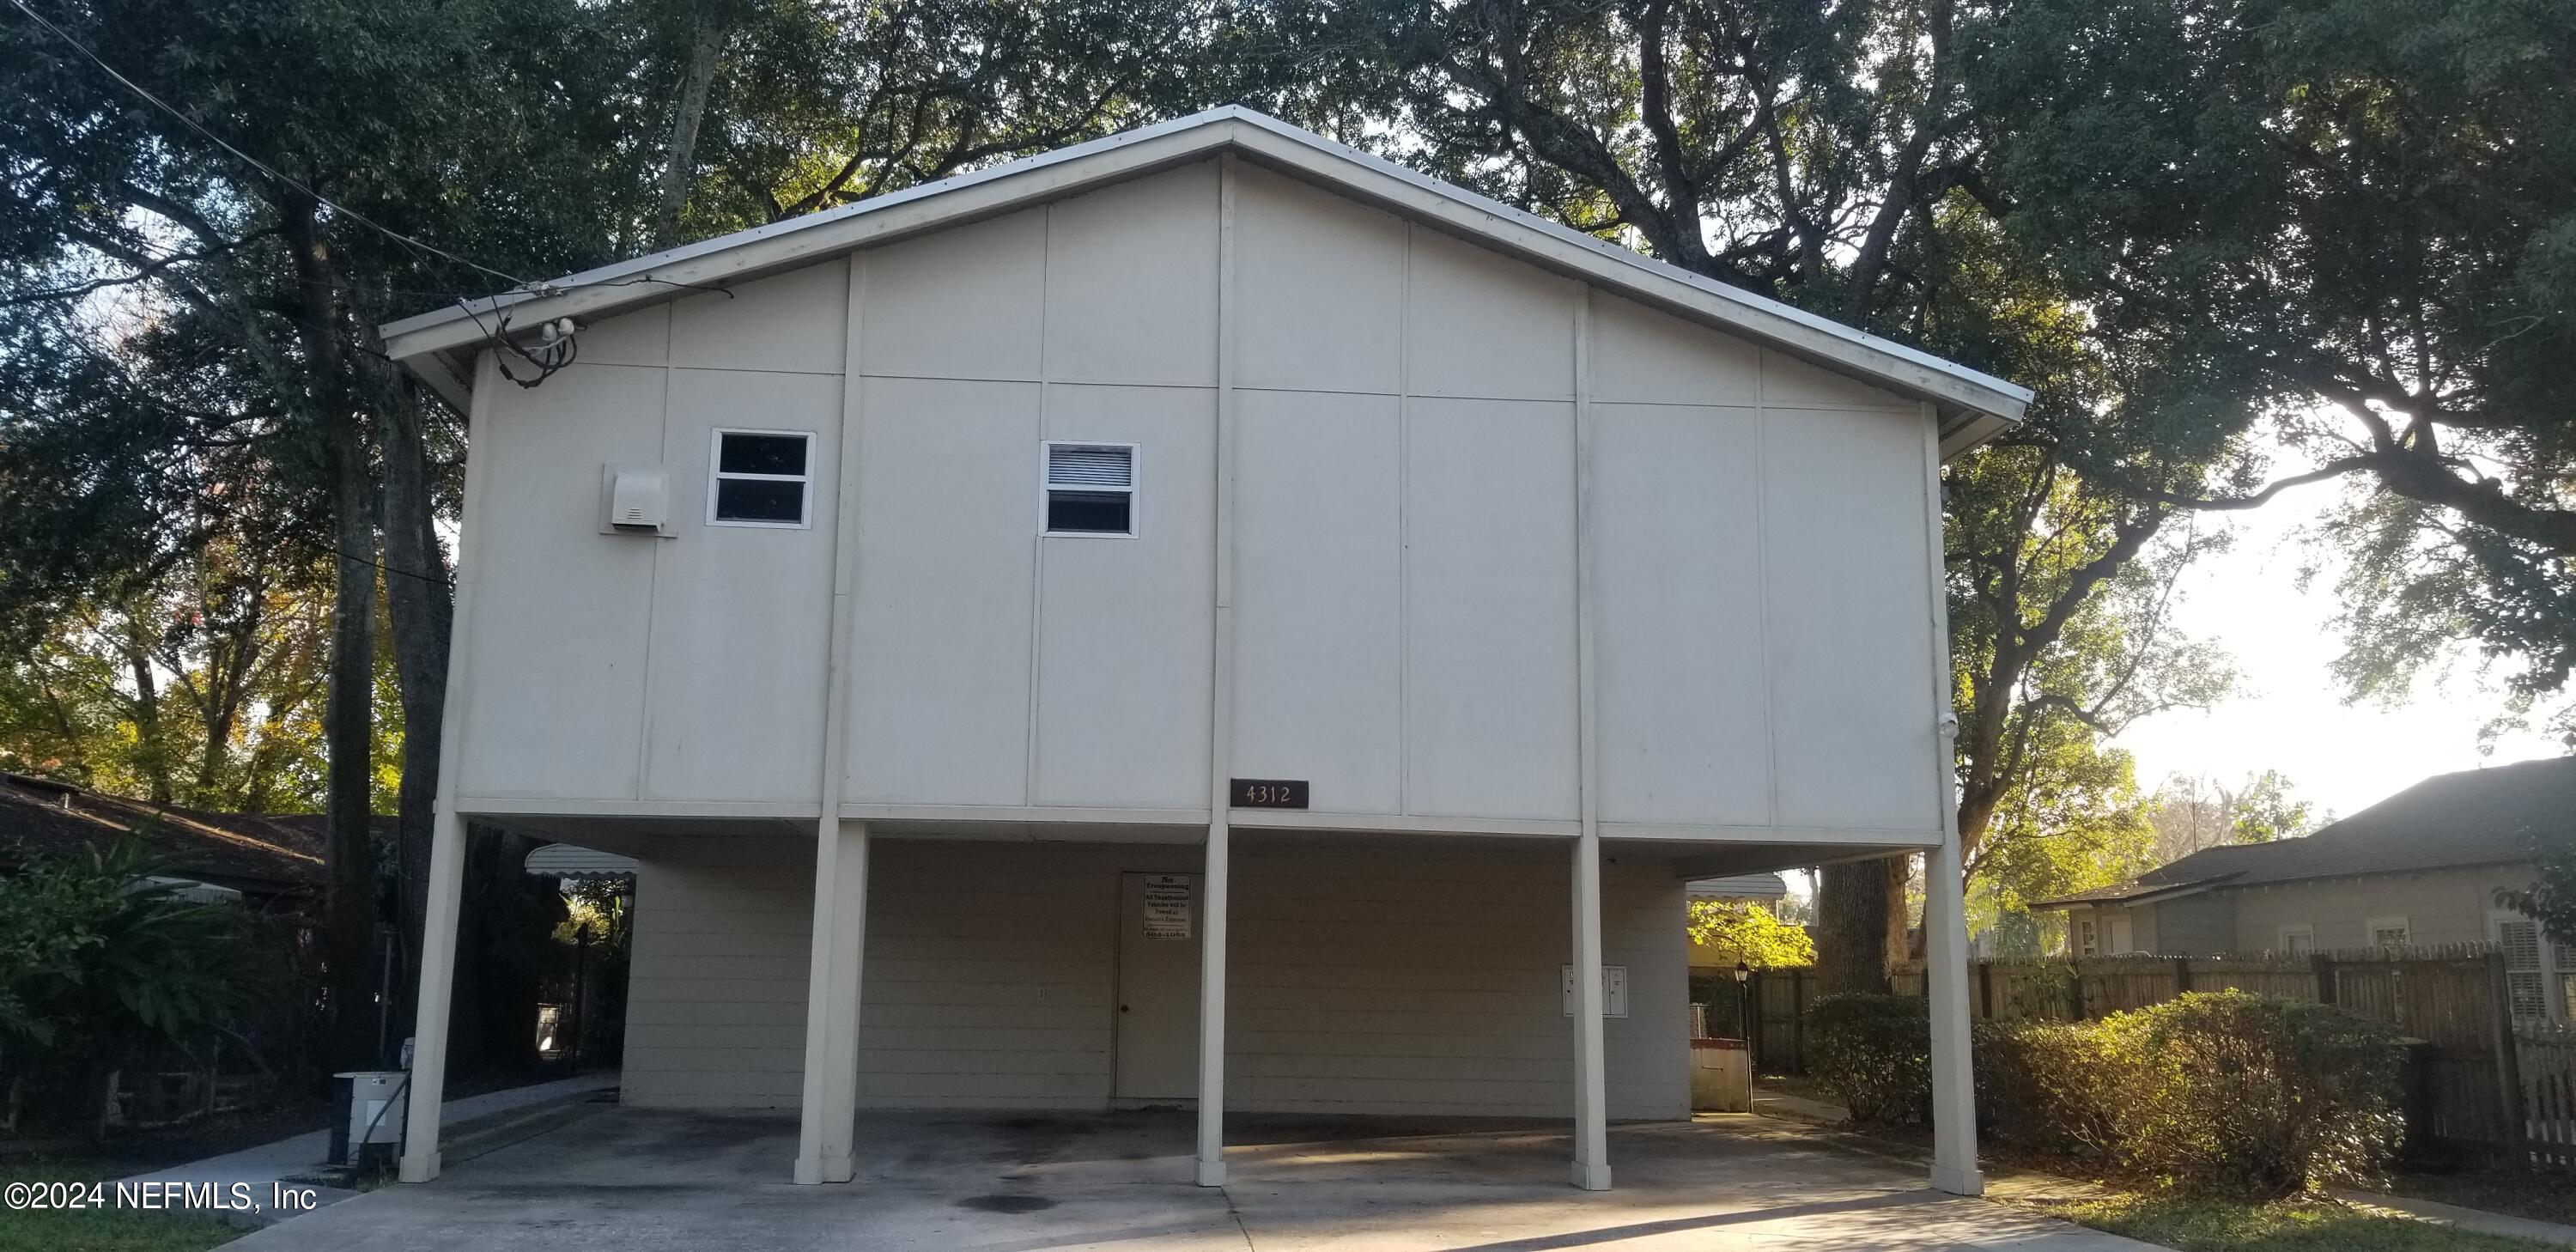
[2077,917,2099,957]
[708,429,814,527]
[2279,924,2315,956]
[1042,441,1136,537]
[2367,916,2410,950]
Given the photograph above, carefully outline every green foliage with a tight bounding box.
[1685,901,1814,969]
[1969,0,2576,734]
[2228,770,2314,845]
[2497,830,2576,948]
[2033,1192,2554,1252]
[1975,1018,2126,1160]
[1977,992,2408,1199]
[0,839,270,1133]
[1806,993,1932,1125]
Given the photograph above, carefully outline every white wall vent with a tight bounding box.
[598,465,671,536]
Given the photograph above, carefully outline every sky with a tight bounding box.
[2105,467,2566,826]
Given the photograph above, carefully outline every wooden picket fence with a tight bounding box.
[1735,943,2576,1173]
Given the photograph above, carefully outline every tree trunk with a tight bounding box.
[281,198,383,1073]
[378,380,453,1054]
[1814,856,1908,995]
[652,2,730,249]
[121,633,172,804]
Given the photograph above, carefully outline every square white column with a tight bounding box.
[397,806,466,1182]
[1926,840,1984,1195]
[1569,831,1611,1191]
[794,819,870,1184]
[1194,821,1231,1186]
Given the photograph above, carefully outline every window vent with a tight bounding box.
[1043,442,1135,536]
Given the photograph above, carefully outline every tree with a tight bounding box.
[2148,769,2319,860]
[2497,833,2576,949]
[2228,769,2313,844]
[1969,0,2576,738]
[0,839,265,1137]
[1687,900,1816,969]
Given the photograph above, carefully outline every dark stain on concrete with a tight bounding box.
[957,1193,1056,1213]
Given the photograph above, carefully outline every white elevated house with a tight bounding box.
[381,107,2026,1195]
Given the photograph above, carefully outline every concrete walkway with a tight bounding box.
[112,1072,620,1223]
[218,1107,2164,1250]
[2333,1189,2576,1248]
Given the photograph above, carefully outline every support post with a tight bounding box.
[1569,831,1611,1191]
[1195,822,1230,1186]
[396,806,465,1182]
[1918,401,1981,1197]
[1192,150,1241,1189]
[794,820,869,1184]
[398,351,495,1186]
[1925,832,1981,1195]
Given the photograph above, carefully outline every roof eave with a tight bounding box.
[381,107,2031,451]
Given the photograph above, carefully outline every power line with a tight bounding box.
[7,0,533,292]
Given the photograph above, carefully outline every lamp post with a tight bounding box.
[1732,960,1753,1049]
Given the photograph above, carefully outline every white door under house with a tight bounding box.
[1116,872,1203,1101]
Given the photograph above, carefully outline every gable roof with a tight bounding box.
[380,107,2029,458]
[0,772,330,897]
[2034,756,2576,908]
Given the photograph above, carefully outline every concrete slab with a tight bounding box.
[222,1108,2164,1250]
[110,1072,621,1225]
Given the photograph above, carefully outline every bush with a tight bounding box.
[2111,991,2406,1198]
[1807,993,1930,1125]
[1974,1018,2126,1161]
[1971,990,2408,1199]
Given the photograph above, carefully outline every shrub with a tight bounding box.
[1973,1018,2128,1161]
[2111,991,2406,1198]
[1807,993,1929,1125]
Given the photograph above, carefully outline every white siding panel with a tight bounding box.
[1403,227,1577,401]
[1762,406,1940,831]
[1032,385,1217,809]
[621,836,811,1109]
[1592,404,1772,825]
[1761,346,1913,410]
[1042,162,1219,386]
[458,362,664,799]
[1403,398,1580,820]
[669,259,849,374]
[1230,390,1404,813]
[1231,164,1405,394]
[568,303,668,368]
[846,378,1041,805]
[1591,295,1761,406]
[643,368,839,802]
[856,210,1046,380]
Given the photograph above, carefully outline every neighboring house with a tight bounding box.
[2034,756,2576,1020]
[1685,873,1791,974]
[377,107,2028,1194]
[0,771,325,909]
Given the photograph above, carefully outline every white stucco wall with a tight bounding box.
[454,157,1947,842]
[620,833,1689,1120]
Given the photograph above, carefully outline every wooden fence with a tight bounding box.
[1726,944,2576,1173]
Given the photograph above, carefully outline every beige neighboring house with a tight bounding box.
[2034,756,2576,1020]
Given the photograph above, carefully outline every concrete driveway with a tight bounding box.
[227,1108,2158,1250]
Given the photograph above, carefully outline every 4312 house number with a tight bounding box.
[1229,779,1309,809]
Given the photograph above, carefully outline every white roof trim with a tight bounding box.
[381,106,2030,448]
